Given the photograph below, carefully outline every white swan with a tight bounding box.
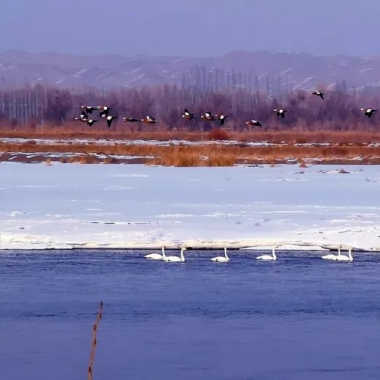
[163,247,187,262]
[321,253,337,260]
[321,247,340,261]
[335,247,353,262]
[321,246,345,261]
[256,247,277,261]
[145,246,165,260]
[211,247,229,262]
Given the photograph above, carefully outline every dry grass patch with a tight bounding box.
[147,145,235,166]
[58,155,99,164]
[79,155,98,164]
[103,157,118,164]
[3,124,380,145]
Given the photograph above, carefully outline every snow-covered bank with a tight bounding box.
[2,137,380,148]
[1,162,380,251]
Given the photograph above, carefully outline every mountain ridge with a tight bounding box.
[1,49,380,91]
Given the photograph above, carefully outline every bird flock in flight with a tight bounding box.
[74,90,378,129]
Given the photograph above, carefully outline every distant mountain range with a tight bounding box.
[1,50,380,91]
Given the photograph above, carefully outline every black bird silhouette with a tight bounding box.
[86,119,98,126]
[311,90,325,100]
[98,106,113,118]
[79,111,88,120]
[361,108,378,118]
[75,116,87,123]
[215,114,229,126]
[141,116,157,124]
[273,108,287,119]
[81,106,97,115]
[246,119,262,127]
[182,108,196,120]
[200,111,215,121]
[123,117,140,122]
[106,115,117,128]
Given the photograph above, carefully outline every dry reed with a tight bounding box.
[88,301,103,380]
[298,161,308,168]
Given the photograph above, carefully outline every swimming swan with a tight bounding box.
[256,247,277,261]
[321,246,346,261]
[163,247,187,262]
[211,247,229,262]
[145,246,165,260]
[321,247,340,260]
[335,247,353,262]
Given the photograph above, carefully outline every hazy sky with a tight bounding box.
[1,0,379,57]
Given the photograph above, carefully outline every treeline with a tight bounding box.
[1,83,380,132]
[182,66,267,93]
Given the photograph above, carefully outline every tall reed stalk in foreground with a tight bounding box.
[88,301,103,380]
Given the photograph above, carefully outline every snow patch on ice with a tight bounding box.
[1,163,380,252]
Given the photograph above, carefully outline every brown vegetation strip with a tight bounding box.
[3,127,380,144]
[1,141,380,166]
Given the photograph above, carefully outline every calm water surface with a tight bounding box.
[1,250,380,380]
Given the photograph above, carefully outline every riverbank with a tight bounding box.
[1,137,380,165]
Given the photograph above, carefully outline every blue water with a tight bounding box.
[2,250,380,380]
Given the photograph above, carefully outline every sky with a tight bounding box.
[1,0,379,58]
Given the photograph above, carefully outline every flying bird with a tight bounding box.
[245,119,262,127]
[81,106,97,115]
[78,111,88,120]
[141,116,157,124]
[123,117,140,122]
[273,108,287,118]
[106,115,117,128]
[98,106,113,117]
[182,108,196,120]
[311,90,325,100]
[215,114,229,126]
[74,116,87,123]
[200,111,215,121]
[86,119,98,126]
[360,108,378,118]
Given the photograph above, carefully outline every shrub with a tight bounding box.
[208,128,230,141]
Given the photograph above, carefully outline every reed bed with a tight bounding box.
[2,141,380,166]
